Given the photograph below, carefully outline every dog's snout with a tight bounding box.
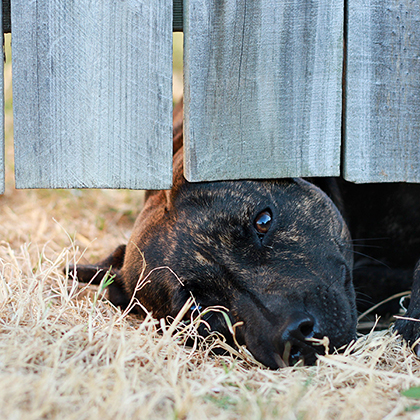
[274,312,319,366]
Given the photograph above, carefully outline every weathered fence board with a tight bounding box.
[12,0,173,189]
[183,0,343,182]
[345,1,420,183]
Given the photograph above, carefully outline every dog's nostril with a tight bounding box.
[299,320,315,339]
[274,312,318,366]
[284,312,315,341]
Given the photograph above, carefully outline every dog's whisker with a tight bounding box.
[352,244,383,249]
[350,237,390,242]
[351,250,390,269]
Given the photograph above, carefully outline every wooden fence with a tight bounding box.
[1,0,420,194]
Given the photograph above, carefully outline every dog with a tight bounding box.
[68,102,420,368]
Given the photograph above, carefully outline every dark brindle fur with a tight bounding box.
[68,102,420,368]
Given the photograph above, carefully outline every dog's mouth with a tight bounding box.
[273,341,321,367]
[247,326,353,369]
[183,304,354,368]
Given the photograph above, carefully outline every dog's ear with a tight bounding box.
[145,99,184,204]
[66,244,126,285]
[173,98,183,156]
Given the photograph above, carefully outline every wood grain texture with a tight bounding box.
[12,0,173,189]
[184,0,343,182]
[345,1,420,183]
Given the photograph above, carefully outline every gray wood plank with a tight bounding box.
[345,1,420,183]
[184,0,343,182]
[12,0,173,189]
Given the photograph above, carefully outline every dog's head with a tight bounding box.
[120,150,357,368]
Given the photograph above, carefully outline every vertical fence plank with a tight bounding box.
[12,0,173,190]
[184,0,343,182]
[0,3,3,194]
[345,1,420,183]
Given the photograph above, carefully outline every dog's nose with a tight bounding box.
[273,312,319,366]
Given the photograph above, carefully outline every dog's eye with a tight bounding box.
[254,210,272,234]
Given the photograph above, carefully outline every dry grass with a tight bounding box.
[2,35,420,419]
[2,239,420,420]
